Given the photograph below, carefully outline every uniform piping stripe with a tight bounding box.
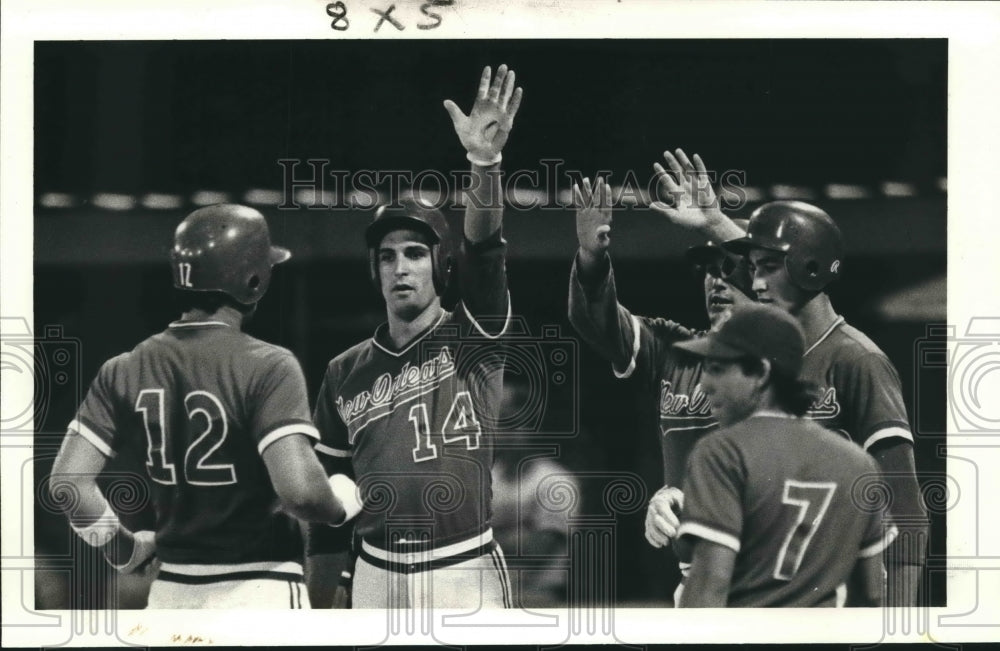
[288,581,295,609]
[68,419,115,458]
[677,522,741,553]
[160,560,303,575]
[362,529,494,564]
[372,311,447,357]
[168,320,231,329]
[315,443,353,458]
[257,423,320,455]
[462,293,513,340]
[860,525,899,558]
[863,426,913,451]
[490,547,512,608]
[613,314,641,379]
[803,316,845,357]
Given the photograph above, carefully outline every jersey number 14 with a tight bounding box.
[409,391,482,463]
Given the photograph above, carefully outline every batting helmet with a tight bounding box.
[365,198,455,295]
[685,218,753,298]
[723,201,843,292]
[169,204,291,305]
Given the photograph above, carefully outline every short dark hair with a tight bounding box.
[173,288,254,315]
[736,356,819,417]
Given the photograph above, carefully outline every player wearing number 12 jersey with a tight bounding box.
[308,64,523,610]
[50,204,359,609]
[673,304,897,607]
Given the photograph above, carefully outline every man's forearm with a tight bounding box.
[871,439,928,607]
[465,162,503,243]
[700,209,745,243]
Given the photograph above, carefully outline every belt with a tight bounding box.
[157,560,303,585]
[360,529,495,574]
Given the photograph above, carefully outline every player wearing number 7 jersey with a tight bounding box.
[50,204,361,609]
[673,304,897,607]
[308,64,522,610]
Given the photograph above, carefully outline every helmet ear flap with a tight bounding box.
[431,242,456,295]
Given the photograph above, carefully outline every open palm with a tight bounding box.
[651,148,721,229]
[444,64,523,163]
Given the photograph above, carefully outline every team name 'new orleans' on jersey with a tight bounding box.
[568,258,713,489]
[314,235,511,552]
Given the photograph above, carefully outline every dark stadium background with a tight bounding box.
[32,39,947,608]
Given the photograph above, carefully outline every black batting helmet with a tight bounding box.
[365,198,455,295]
[169,204,291,305]
[685,218,753,298]
[723,201,843,292]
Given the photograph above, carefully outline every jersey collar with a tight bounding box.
[372,309,447,358]
[803,316,845,357]
[168,320,232,329]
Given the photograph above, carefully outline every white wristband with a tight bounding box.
[467,151,502,167]
[70,503,121,547]
[328,474,364,524]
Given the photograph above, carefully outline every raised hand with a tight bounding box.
[443,64,524,165]
[574,177,612,261]
[650,148,723,231]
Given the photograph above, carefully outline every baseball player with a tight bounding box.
[568,176,755,598]
[49,204,361,608]
[307,64,522,609]
[653,148,927,606]
[673,303,897,607]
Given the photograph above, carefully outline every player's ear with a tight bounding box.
[754,358,773,392]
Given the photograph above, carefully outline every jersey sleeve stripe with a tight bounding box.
[859,524,899,558]
[68,419,115,458]
[462,292,513,340]
[863,425,913,451]
[613,314,641,379]
[257,423,320,455]
[315,443,353,458]
[677,521,741,553]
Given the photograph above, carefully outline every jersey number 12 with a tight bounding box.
[137,388,237,486]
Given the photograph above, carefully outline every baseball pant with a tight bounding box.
[147,561,310,609]
[352,532,511,609]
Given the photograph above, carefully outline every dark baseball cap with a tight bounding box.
[673,303,805,377]
[685,218,753,298]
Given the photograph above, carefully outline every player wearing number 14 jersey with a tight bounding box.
[309,64,523,609]
[50,204,358,609]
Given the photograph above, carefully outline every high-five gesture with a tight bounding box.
[574,177,612,266]
[650,148,725,231]
[444,64,523,166]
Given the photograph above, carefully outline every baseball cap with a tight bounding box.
[673,303,805,377]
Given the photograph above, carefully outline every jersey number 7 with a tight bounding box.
[774,480,836,580]
[137,388,237,486]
